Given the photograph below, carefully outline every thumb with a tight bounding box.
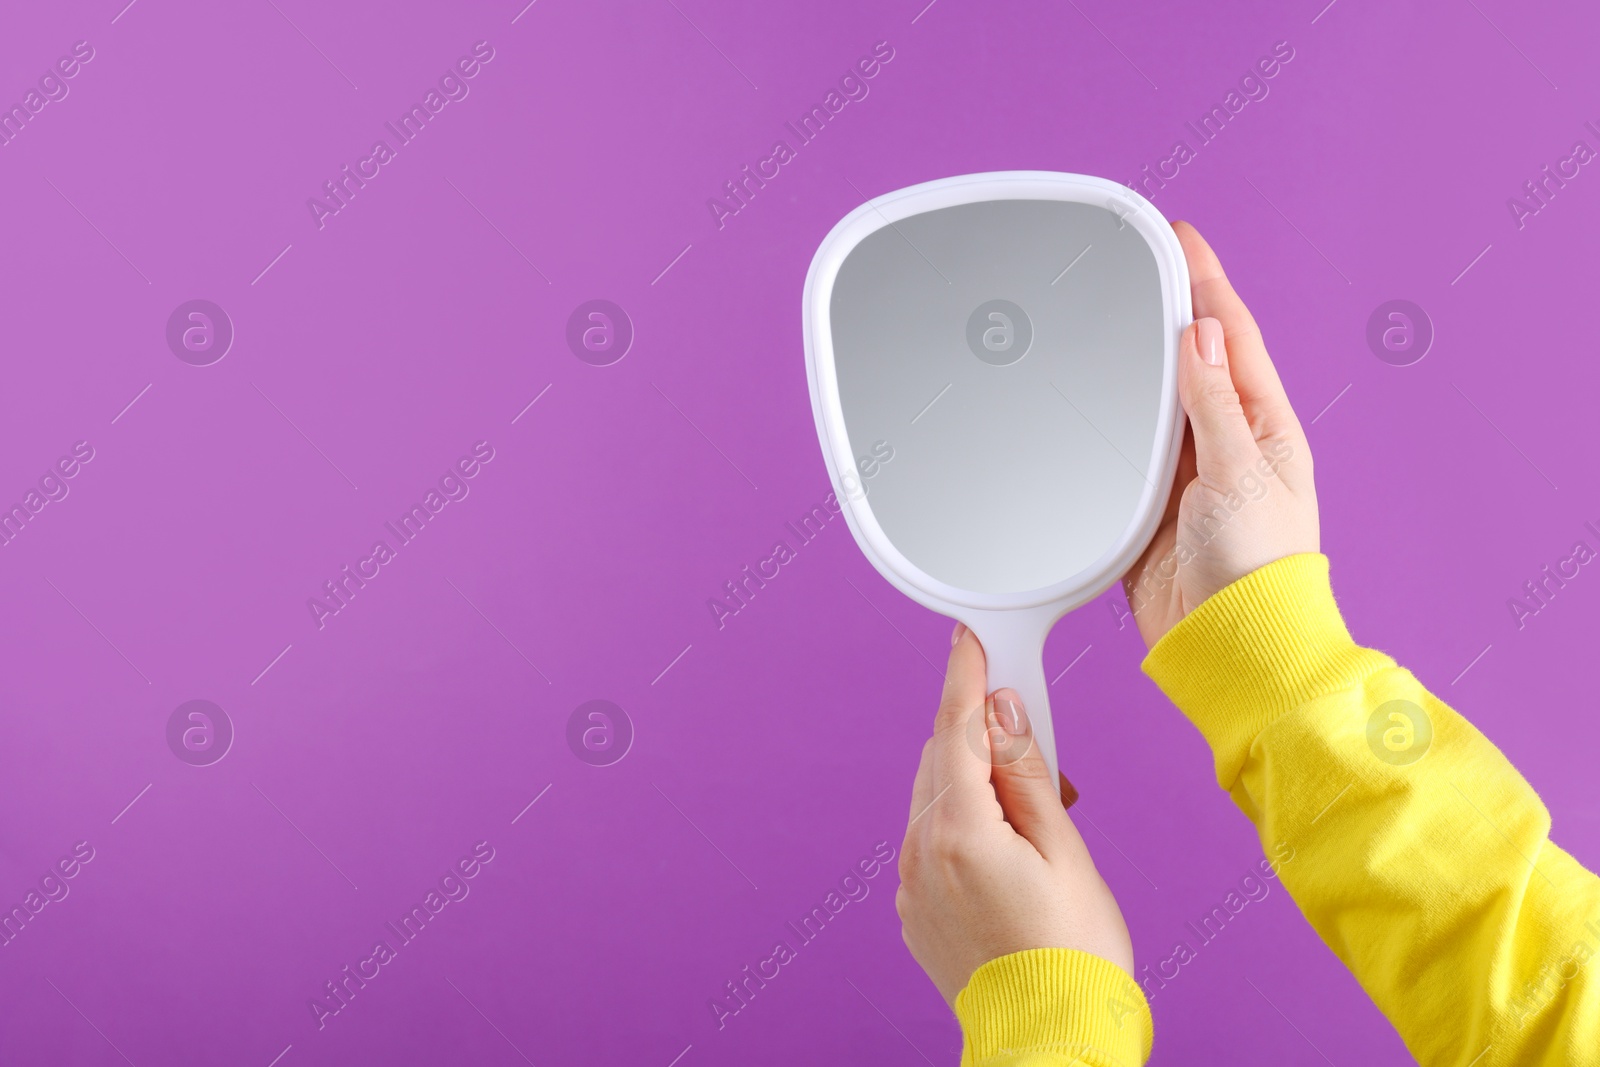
[1179,317,1261,487]
[987,690,1074,861]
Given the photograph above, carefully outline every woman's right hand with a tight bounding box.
[1121,221,1322,650]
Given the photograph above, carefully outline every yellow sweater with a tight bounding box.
[953,554,1600,1066]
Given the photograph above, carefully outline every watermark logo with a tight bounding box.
[1366,699,1431,766]
[566,699,634,767]
[307,42,497,230]
[0,440,95,550]
[309,841,496,1029]
[1131,841,1295,1009]
[166,699,234,767]
[0,40,96,151]
[1507,122,1599,231]
[966,299,1032,366]
[1128,40,1296,200]
[0,841,95,950]
[706,41,896,230]
[838,439,893,502]
[565,300,633,366]
[1106,195,1139,231]
[961,697,1033,769]
[1365,299,1432,367]
[307,442,496,630]
[1508,521,1598,630]
[166,300,234,366]
[1512,916,1600,1028]
[707,491,844,630]
[1123,441,1294,622]
[708,840,896,1029]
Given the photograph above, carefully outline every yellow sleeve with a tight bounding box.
[954,948,1153,1066]
[1143,552,1600,1066]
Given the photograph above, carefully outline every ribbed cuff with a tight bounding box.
[1142,553,1390,789]
[955,948,1152,1066]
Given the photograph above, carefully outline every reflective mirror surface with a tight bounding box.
[829,199,1167,594]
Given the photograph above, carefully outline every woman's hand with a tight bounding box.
[1122,221,1322,650]
[895,623,1133,1005]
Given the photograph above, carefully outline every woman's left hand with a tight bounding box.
[895,623,1134,1005]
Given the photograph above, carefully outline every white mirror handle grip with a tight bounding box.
[968,613,1059,783]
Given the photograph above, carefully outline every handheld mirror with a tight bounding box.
[803,172,1189,779]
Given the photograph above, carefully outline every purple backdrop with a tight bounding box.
[1,0,1596,1063]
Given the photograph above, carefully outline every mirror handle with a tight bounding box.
[967,611,1059,783]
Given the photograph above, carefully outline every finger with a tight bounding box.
[1120,422,1194,602]
[986,690,1073,861]
[1172,221,1303,443]
[1174,417,1199,494]
[930,622,997,822]
[1159,420,1196,530]
[1179,318,1261,488]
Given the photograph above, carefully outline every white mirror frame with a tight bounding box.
[802,171,1190,780]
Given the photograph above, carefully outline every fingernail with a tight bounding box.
[996,692,1027,735]
[951,621,966,647]
[1198,317,1224,366]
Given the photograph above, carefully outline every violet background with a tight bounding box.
[1,0,1596,1063]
